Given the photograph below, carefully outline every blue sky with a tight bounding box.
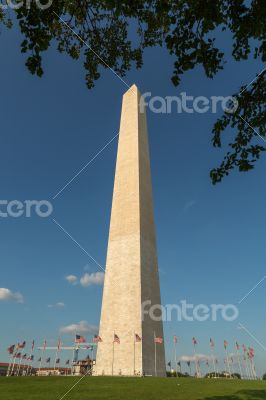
[0,21,265,376]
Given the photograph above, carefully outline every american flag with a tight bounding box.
[7,344,15,355]
[154,336,163,344]
[22,353,27,359]
[192,337,197,345]
[93,335,103,343]
[75,335,86,343]
[248,347,255,358]
[18,341,26,349]
[173,335,177,344]
[113,334,120,344]
[135,334,141,342]
[224,340,228,349]
[210,338,215,347]
[16,353,22,358]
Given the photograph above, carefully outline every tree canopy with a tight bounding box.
[1,0,265,183]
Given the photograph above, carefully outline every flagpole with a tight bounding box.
[58,353,61,374]
[248,356,253,380]
[53,346,59,373]
[54,337,61,373]
[53,350,58,372]
[250,350,257,380]
[251,357,257,380]
[16,355,23,376]
[27,341,35,376]
[211,349,217,378]
[39,340,46,374]
[206,360,210,376]
[10,343,22,376]
[10,347,18,376]
[244,355,249,379]
[188,362,192,376]
[6,354,12,377]
[192,341,200,378]
[247,350,255,380]
[235,343,243,379]
[6,351,14,377]
[215,358,219,376]
[154,332,157,377]
[92,341,95,373]
[174,337,178,376]
[26,357,31,376]
[210,340,217,378]
[38,353,43,373]
[242,346,250,379]
[22,358,28,376]
[71,332,77,376]
[225,348,231,377]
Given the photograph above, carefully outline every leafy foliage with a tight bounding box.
[1,0,265,183]
[210,70,266,183]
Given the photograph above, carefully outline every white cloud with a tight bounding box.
[0,288,24,303]
[65,272,105,288]
[48,302,65,308]
[60,320,98,335]
[80,272,105,287]
[65,275,78,285]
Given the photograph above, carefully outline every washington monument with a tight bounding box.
[95,84,165,376]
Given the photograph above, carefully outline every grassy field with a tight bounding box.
[0,377,266,400]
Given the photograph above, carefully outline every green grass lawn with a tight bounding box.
[0,377,266,400]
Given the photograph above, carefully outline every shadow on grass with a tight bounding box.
[201,389,266,400]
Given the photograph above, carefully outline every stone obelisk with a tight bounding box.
[95,84,165,376]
